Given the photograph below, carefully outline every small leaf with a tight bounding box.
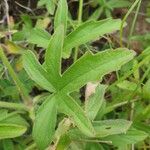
[102,128,148,146]
[21,15,32,29]
[93,119,132,137]
[85,84,107,120]
[117,80,141,92]
[23,50,55,92]
[60,48,136,93]
[0,111,28,127]
[68,119,132,139]
[55,118,71,140]
[63,19,123,57]
[0,110,28,139]
[0,124,27,139]
[56,135,71,150]
[5,41,23,54]
[28,28,51,48]
[57,93,95,137]
[107,0,131,9]
[54,0,68,34]
[36,17,51,29]
[33,95,57,150]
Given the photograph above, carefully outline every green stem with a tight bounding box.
[0,101,29,112]
[0,47,31,104]
[74,0,84,62]
[128,0,142,48]
[78,0,83,24]
[74,47,78,62]
[120,0,140,47]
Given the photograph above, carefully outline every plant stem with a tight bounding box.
[0,101,29,111]
[78,0,83,24]
[4,0,12,40]
[128,0,142,48]
[120,0,140,47]
[0,47,31,104]
[74,0,83,62]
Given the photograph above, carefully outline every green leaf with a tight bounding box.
[89,7,103,21]
[0,112,28,127]
[85,84,107,120]
[68,119,132,139]
[93,119,132,137]
[38,0,57,15]
[134,122,150,136]
[0,47,30,102]
[107,0,131,9]
[2,139,14,150]
[63,19,123,58]
[23,50,56,92]
[45,25,64,86]
[5,41,24,54]
[0,124,27,140]
[57,93,95,137]
[102,128,148,146]
[24,46,135,147]
[23,34,136,148]
[28,28,51,48]
[54,0,68,34]
[0,110,28,139]
[33,95,57,150]
[60,48,136,93]
[117,80,141,92]
[21,15,32,29]
[143,78,150,99]
[56,135,71,150]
